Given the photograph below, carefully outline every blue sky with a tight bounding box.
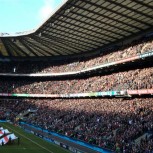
[0,0,67,33]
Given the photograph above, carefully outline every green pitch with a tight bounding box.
[0,123,70,153]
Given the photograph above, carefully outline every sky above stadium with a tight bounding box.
[0,0,67,33]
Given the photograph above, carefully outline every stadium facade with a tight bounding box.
[0,0,153,153]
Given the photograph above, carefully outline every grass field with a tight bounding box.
[0,123,70,153]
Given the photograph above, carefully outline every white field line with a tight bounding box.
[3,124,54,153]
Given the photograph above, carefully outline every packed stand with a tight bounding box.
[0,67,152,94]
[0,99,35,121]
[0,99,20,121]
[42,39,153,73]
[1,98,153,152]
[0,39,152,74]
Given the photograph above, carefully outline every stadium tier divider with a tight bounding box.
[0,89,152,98]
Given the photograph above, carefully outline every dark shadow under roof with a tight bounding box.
[1,0,153,58]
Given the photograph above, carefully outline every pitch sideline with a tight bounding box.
[2,123,54,153]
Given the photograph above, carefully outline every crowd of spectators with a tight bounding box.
[0,36,152,153]
[0,98,153,152]
[0,38,152,74]
[0,67,152,94]
[0,100,19,120]
[40,39,153,73]
[0,99,35,121]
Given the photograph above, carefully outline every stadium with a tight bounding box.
[0,0,153,153]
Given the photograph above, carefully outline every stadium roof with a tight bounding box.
[1,0,153,58]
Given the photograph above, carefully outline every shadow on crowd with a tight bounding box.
[1,98,153,152]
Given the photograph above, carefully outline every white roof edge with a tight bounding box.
[0,0,68,37]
